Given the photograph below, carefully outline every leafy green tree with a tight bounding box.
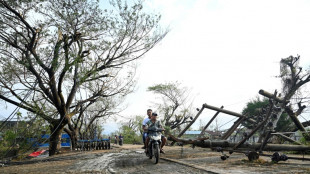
[0,0,167,156]
[0,111,50,159]
[241,97,269,129]
[128,115,144,136]
[241,97,292,132]
[119,125,141,144]
[110,115,145,144]
[3,130,16,146]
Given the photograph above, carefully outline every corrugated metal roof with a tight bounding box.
[184,131,201,135]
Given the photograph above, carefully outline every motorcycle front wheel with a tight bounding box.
[152,143,160,164]
[148,146,152,159]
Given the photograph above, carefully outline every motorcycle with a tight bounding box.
[145,127,164,164]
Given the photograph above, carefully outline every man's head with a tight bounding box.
[147,109,152,118]
[151,112,158,121]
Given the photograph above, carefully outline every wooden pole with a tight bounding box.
[203,103,256,124]
[259,89,287,104]
[272,133,302,145]
[221,117,245,140]
[260,89,310,140]
[169,135,310,152]
[285,106,309,139]
[234,101,274,150]
[199,106,223,138]
[177,104,205,138]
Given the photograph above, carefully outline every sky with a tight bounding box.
[102,0,310,134]
[1,0,310,135]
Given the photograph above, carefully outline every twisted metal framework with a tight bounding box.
[169,89,310,162]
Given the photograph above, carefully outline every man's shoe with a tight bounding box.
[160,149,165,154]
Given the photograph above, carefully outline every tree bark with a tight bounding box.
[49,124,65,156]
[70,132,78,150]
[64,128,78,150]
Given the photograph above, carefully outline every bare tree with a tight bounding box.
[64,95,120,148]
[0,0,167,156]
[280,55,310,101]
[279,55,310,136]
[147,82,194,132]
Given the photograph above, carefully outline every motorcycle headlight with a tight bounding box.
[150,135,161,141]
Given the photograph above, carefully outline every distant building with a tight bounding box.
[0,121,19,130]
[204,130,224,139]
[183,131,201,139]
[183,130,224,139]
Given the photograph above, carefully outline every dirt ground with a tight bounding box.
[1,144,310,174]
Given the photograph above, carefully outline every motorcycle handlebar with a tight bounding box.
[147,128,165,132]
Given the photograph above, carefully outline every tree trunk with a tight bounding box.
[49,126,64,156]
[70,131,78,150]
[64,128,78,150]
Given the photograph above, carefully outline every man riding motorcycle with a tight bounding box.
[142,109,152,149]
[144,112,167,154]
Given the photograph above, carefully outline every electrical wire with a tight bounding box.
[1,56,68,161]
[0,88,37,131]
[218,117,238,130]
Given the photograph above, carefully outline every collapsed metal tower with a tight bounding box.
[169,89,310,162]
